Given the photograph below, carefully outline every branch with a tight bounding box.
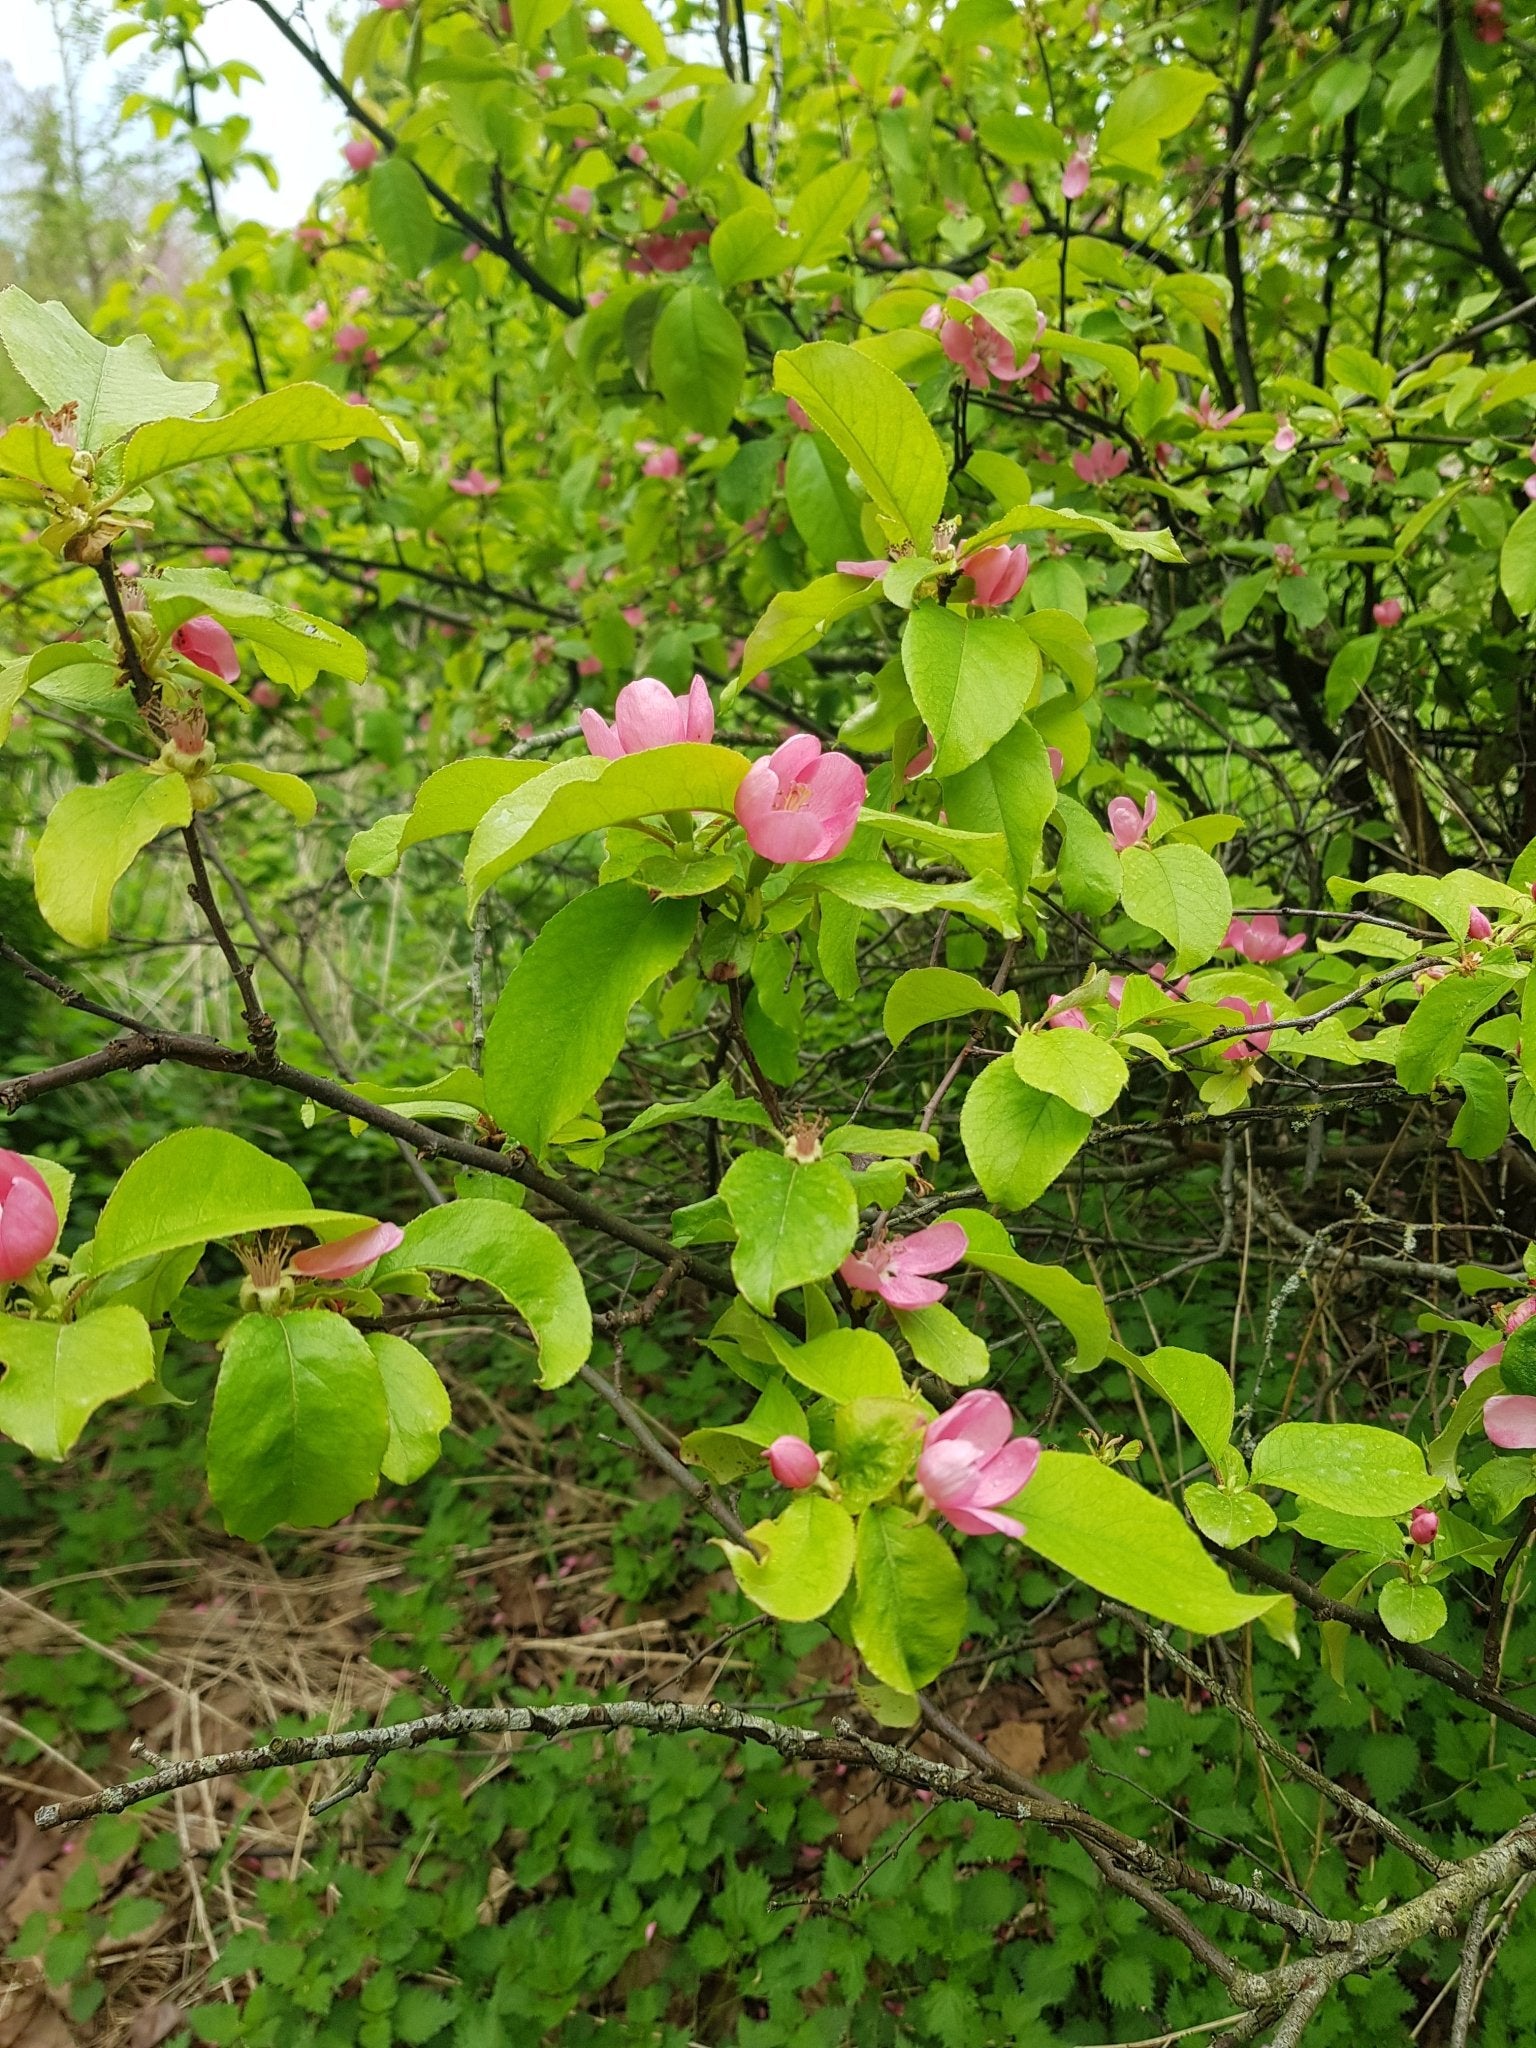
[181,819,276,1067]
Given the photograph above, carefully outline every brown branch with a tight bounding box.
[181,819,276,1067]
[95,550,155,709]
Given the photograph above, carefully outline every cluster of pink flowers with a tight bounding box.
[0,1150,57,1285]
[1223,915,1304,963]
[1464,1294,1536,1448]
[921,277,1045,392]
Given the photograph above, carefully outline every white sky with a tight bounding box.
[9,0,345,228]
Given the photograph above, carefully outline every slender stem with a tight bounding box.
[181,819,275,1067]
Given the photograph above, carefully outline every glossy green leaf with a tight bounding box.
[728,574,881,701]
[0,1305,154,1460]
[719,1151,859,1314]
[944,1208,1110,1370]
[1184,1482,1278,1546]
[775,341,949,543]
[833,1397,925,1512]
[1118,1344,1233,1466]
[483,882,697,1155]
[788,161,872,266]
[207,1310,389,1539]
[220,762,317,825]
[1051,795,1122,915]
[651,286,747,437]
[145,571,366,689]
[852,1504,967,1691]
[960,1062,1091,1210]
[1119,842,1233,972]
[121,383,415,487]
[681,1377,808,1483]
[721,1494,855,1621]
[1251,1422,1439,1517]
[1098,64,1217,176]
[1378,1578,1447,1644]
[902,606,1042,778]
[1501,500,1536,616]
[891,1304,990,1386]
[710,209,804,287]
[785,430,866,566]
[1396,971,1506,1093]
[1011,1027,1128,1116]
[772,1326,910,1402]
[883,966,1021,1047]
[368,155,442,276]
[32,769,192,950]
[813,859,1021,938]
[0,286,217,448]
[942,718,1058,891]
[367,1333,452,1485]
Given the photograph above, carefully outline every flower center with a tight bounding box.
[781,779,812,812]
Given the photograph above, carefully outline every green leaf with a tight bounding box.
[1499,501,1536,615]
[722,1494,855,1621]
[769,1326,910,1402]
[0,286,217,449]
[902,606,1042,778]
[144,570,366,689]
[1011,1028,1128,1116]
[207,1310,389,1539]
[852,1505,968,1691]
[1119,842,1233,972]
[1051,795,1122,916]
[775,341,949,544]
[220,762,317,825]
[367,155,441,276]
[0,421,90,501]
[92,1128,375,1271]
[601,0,666,64]
[121,384,415,488]
[812,859,1021,937]
[681,1378,808,1482]
[1184,1482,1278,1546]
[466,745,749,904]
[1117,1345,1233,1466]
[1327,344,1393,403]
[942,718,1058,891]
[945,1209,1110,1370]
[883,966,1021,1047]
[719,1151,859,1314]
[710,208,804,288]
[0,1305,154,1459]
[651,287,747,437]
[787,161,871,266]
[619,1077,777,1140]
[347,813,408,884]
[1312,56,1373,125]
[1250,1422,1439,1517]
[373,1201,592,1389]
[1020,608,1099,695]
[1022,1452,1284,1633]
[32,769,192,950]
[785,430,866,567]
[1098,65,1216,175]
[1449,1051,1510,1160]
[834,1397,925,1512]
[367,1333,452,1484]
[482,882,697,1156]
[968,499,1184,564]
[891,1304,990,1386]
[1378,1578,1447,1644]
[1396,970,1507,1093]
[728,573,881,700]
[960,1062,1091,1210]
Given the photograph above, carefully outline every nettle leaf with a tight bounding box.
[367,1334,452,1485]
[902,606,1043,778]
[466,745,749,903]
[0,1305,154,1460]
[207,1309,389,1539]
[883,966,1021,1047]
[721,1494,855,1621]
[1011,1027,1128,1116]
[92,1128,375,1271]
[1251,1422,1440,1517]
[1119,842,1233,972]
[32,769,192,951]
[374,1201,592,1389]
[482,882,697,1156]
[945,1209,1110,1370]
[719,1151,859,1314]
[852,1504,968,1691]
[121,384,416,488]
[1022,1452,1285,1634]
[960,1062,1091,1211]
[942,718,1058,891]
[651,286,747,437]
[775,340,949,544]
[728,573,881,701]
[0,286,217,448]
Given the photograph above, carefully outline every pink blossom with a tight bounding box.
[1107,791,1156,850]
[1467,905,1494,941]
[302,303,329,333]
[1149,961,1191,997]
[629,229,709,274]
[172,616,240,684]
[621,605,646,628]
[290,1221,404,1280]
[333,323,370,362]
[1473,0,1505,41]
[1217,996,1274,1060]
[580,674,714,758]
[1004,179,1030,207]
[836,558,888,580]
[916,1390,1041,1539]
[1061,150,1092,202]
[1071,438,1130,486]
[377,0,411,10]
[1044,996,1091,1031]
[1408,1507,1439,1546]
[963,543,1030,608]
[295,224,327,254]
[734,734,866,864]
[202,546,232,566]
[250,682,281,710]
[840,1221,967,1309]
[764,1436,821,1488]
[928,292,1042,392]
[1047,746,1065,781]
[638,440,682,479]
[888,84,907,108]
[343,137,379,173]
[1272,414,1297,455]
[904,734,935,780]
[956,122,974,142]
[1105,975,1126,1007]
[450,468,499,497]
[1465,1301,1536,1446]
[1373,598,1404,629]
[462,241,482,261]
[1223,915,1304,963]
[0,1151,58,1284]
[576,655,602,677]
[1192,387,1244,430]
[553,186,594,233]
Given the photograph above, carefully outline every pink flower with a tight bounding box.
[621,606,646,628]
[1107,791,1156,850]
[888,84,907,108]
[639,441,682,479]
[836,558,888,580]
[290,1221,404,1280]
[1105,975,1126,1007]
[462,241,482,261]
[1272,414,1297,455]
[580,674,714,758]
[1071,438,1130,486]
[937,313,1038,392]
[450,468,499,497]
[916,1390,1041,1538]
[172,616,240,684]
[575,655,602,677]
[343,137,379,173]
[904,734,935,780]
[734,734,866,864]
[0,1151,58,1283]
[840,1221,967,1309]
[1192,387,1244,430]
[333,323,370,362]
[553,185,594,232]
[1062,150,1092,201]
[377,0,411,10]
[251,681,281,710]
[1044,995,1091,1031]
[202,546,232,566]
[1223,914,1305,963]
[1047,746,1065,781]
[764,1436,821,1489]
[629,229,709,274]
[1408,1507,1439,1546]
[1473,0,1505,41]
[1373,598,1403,629]
[1217,996,1274,1060]
[302,303,329,332]
[1004,179,1030,207]
[1465,1307,1536,1447]
[1467,905,1494,941]
[963,543,1030,608]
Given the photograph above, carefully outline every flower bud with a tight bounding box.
[1408,1507,1439,1547]
[764,1436,820,1489]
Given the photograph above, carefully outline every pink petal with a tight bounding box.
[876,1271,950,1309]
[1485,1395,1536,1449]
[614,677,688,753]
[580,709,624,759]
[972,1435,1042,1504]
[0,1166,58,1281]
[926,1388,1013,1454]
[944,1502,1027,1538]
[804,749,867,822]
[685,674,715,743]
[766,732,824,789]
[889,1221,969,1277]
[839,1251,889,1293]
[1465,1343,1503,1386]
[916,1438,983,1508]
[290,1220,404,1279]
